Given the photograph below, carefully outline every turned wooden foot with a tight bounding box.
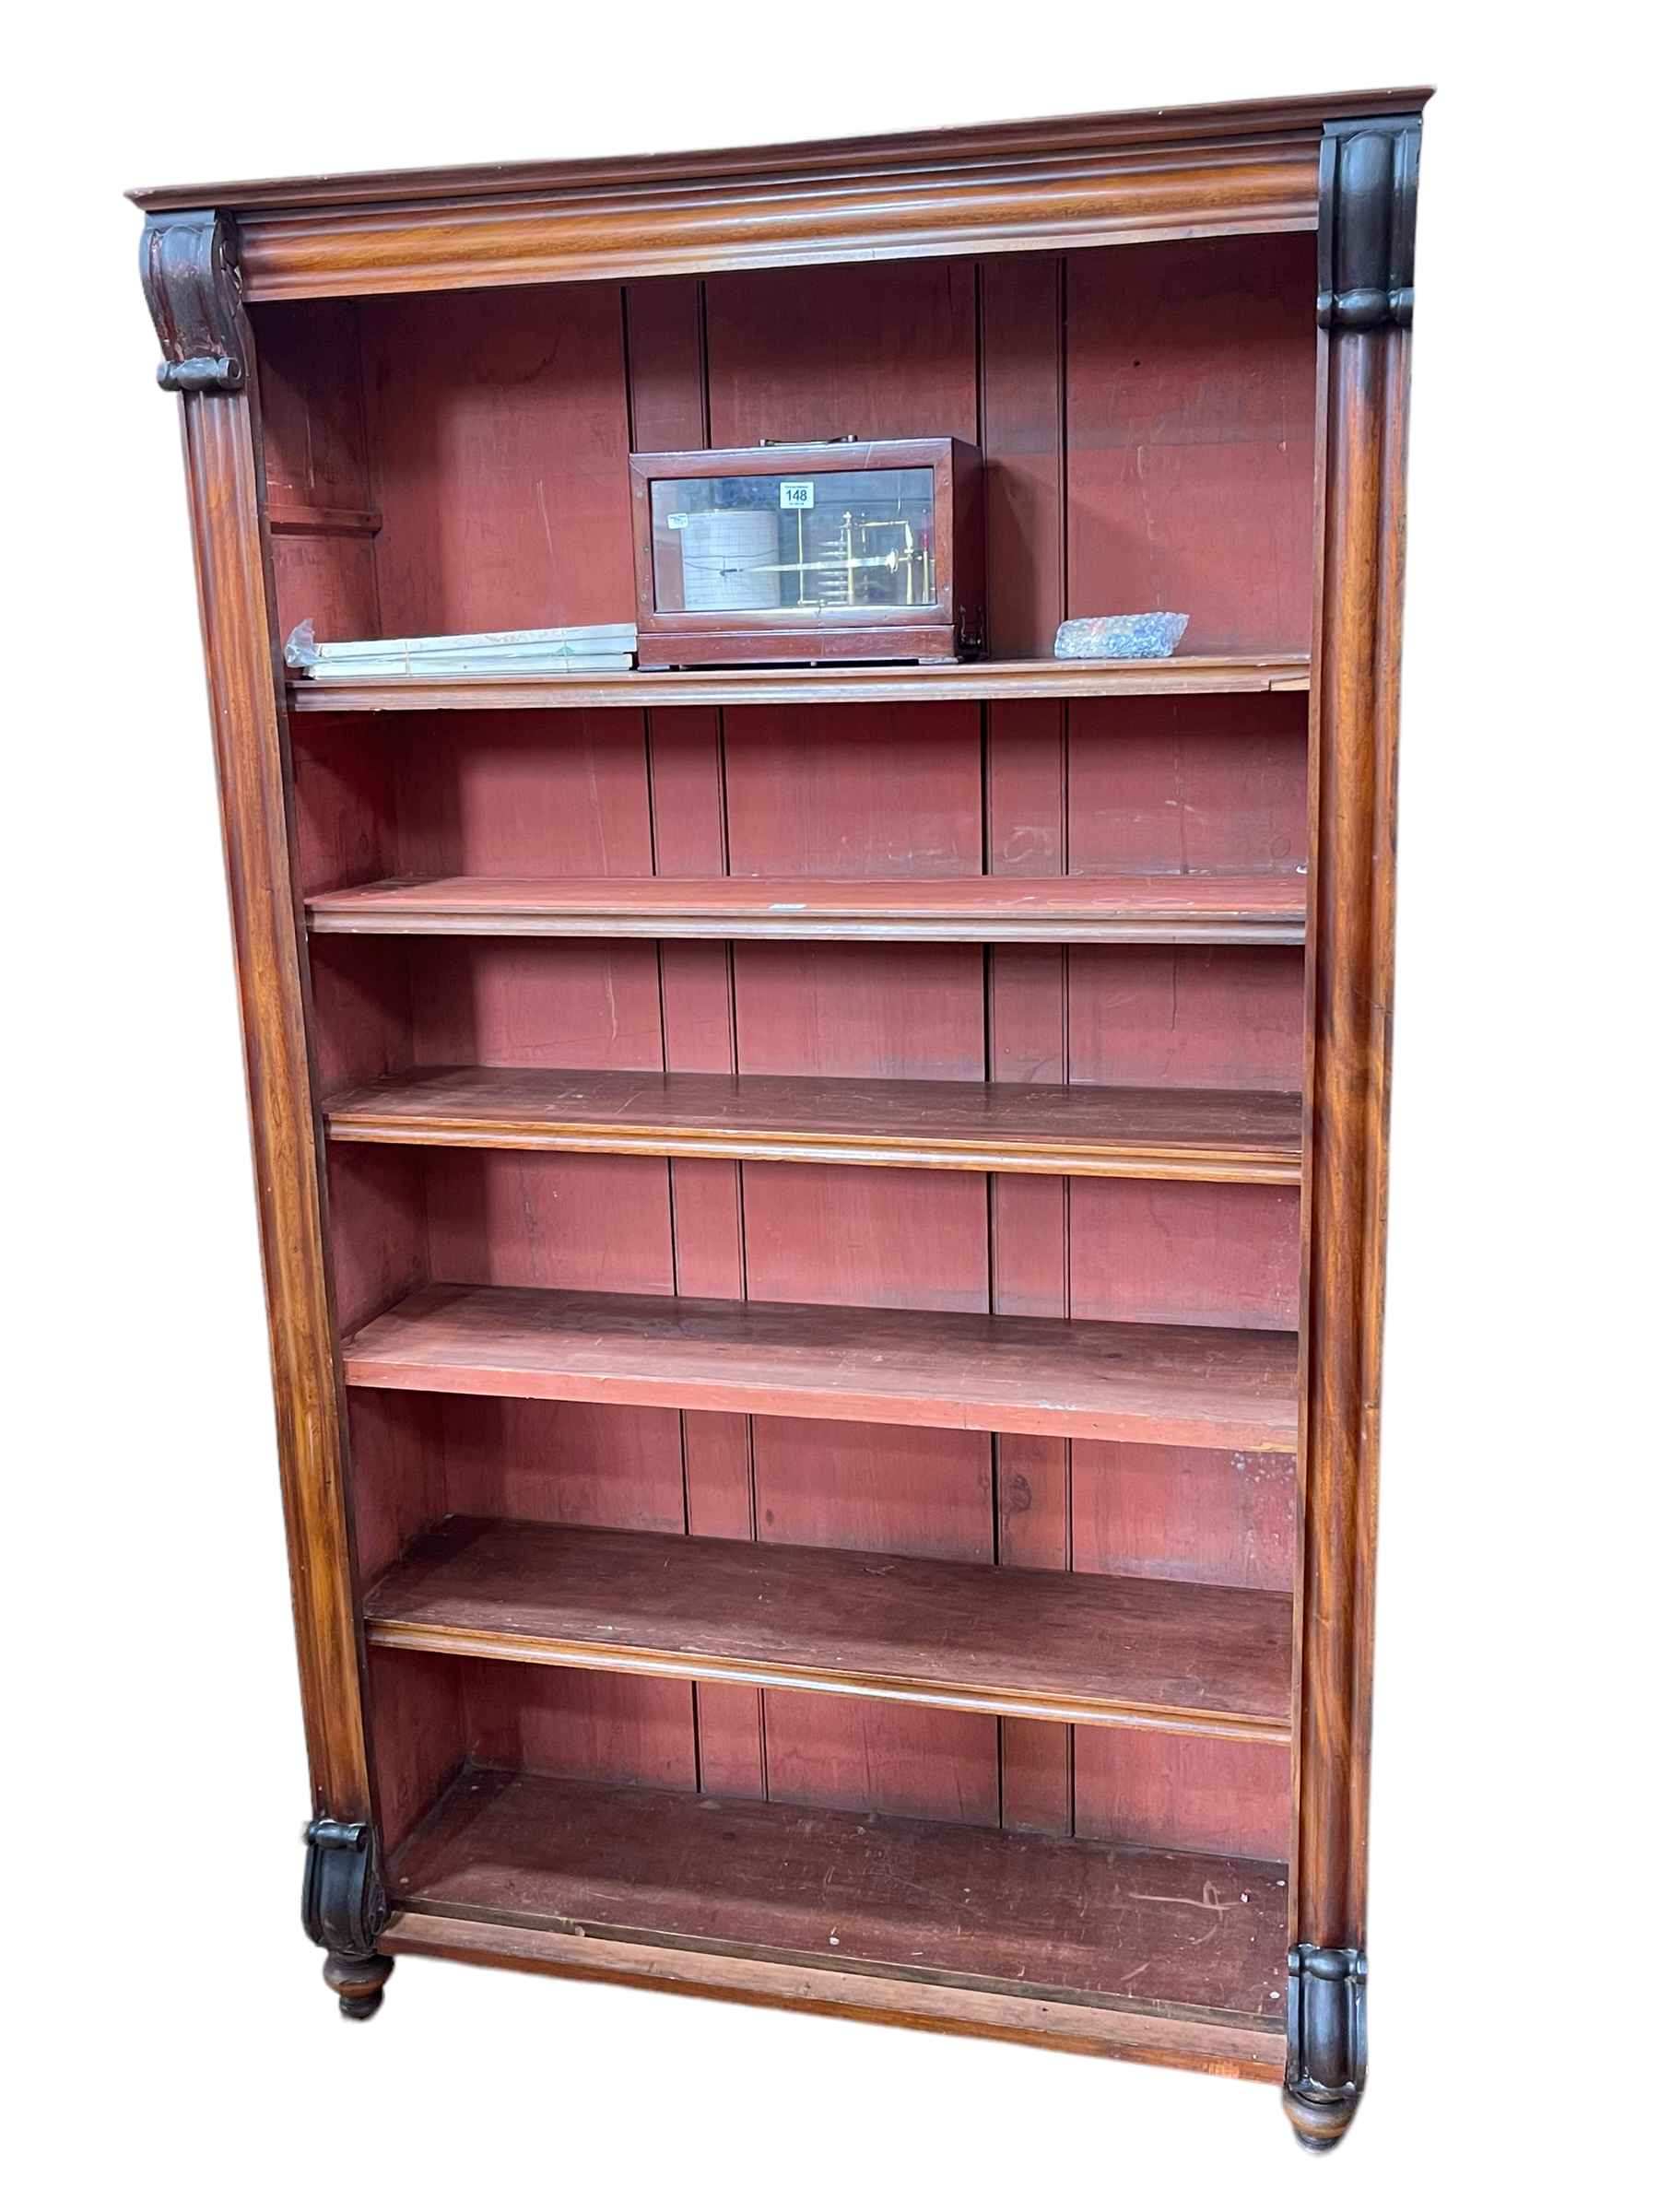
[323,1949,394,2020]
[1283,2085,1360,2154]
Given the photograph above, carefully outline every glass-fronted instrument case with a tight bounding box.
[629,438,984,666]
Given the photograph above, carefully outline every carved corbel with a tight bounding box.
[1283,1944,1367,2151]
[139,209,247,393]
[1317,116,1420,332]
[301,1815,393,2019]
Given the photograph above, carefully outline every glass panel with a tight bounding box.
[649,468,936,615]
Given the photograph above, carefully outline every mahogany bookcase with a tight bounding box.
[134,87,1424,2151]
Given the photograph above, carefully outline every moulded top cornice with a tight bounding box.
[127,86,1432,216]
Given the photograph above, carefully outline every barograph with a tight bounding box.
[629,438,983,667]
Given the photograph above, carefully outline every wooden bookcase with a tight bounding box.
[135,87,1424,2150]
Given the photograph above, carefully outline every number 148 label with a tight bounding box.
[779,481,815,510]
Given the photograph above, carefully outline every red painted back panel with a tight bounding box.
[1065,235,1317,655]
[703,260,978,448]
[285,235,1311,1868]
[359,287,635,636]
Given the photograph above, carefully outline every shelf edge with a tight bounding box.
[325,1112,1302,1185]
[286,654,1312,714]
[308,909,1306,947]
[381,1909,1286,2079]
[360,1615,1293,1745]
[342,1347,1300,1454]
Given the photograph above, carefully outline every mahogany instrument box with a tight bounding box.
[629,438,984,665]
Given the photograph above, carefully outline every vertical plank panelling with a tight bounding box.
[251,299,382,644]
[1065,945,1305,1093]
[651,709,766,1796]
[980,253,1066,660]
[723,703,983,878]
[1061,241,1304,1858]
[729,607,995,1826]
[469,1663,700,1794]
[345,1394,448,1586]
[732,943,985,1082]
[325,1147,426,1339]
[288,697,427,1414]
[624,276,709,452]
[759,1691,1000,1830]
[1066,693,1309,877]
[441,1399,688,1531]
[436,1384,697,1808]
[1065,234,1318,655]
[376,687,699,1794]
[366,1646,465,1856]
[288,719,401,899]
[1066,1180,1301,1332]
[331,231,1310,1864]
[984,727,1071,1833]
[360,285,635,635]
[1073,1732,1294,1863]
[1071,1444,1295,1592]
[392,708,653,877]
[702,259,977,448]
[422,1152,674,1290]
[432,1145,699,1790]
[410,939,664,1071]
[623,279,763,1795]
[982,257,1072,1831]
[740,1153,996,1822]
[397,705,663,1096]
[1059,881,1300,1863]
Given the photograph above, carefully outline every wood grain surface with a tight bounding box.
[342,1281,1300,1451]
[324,1065,1303,1183]
[134,89,1430,214]
[389,1765,1289,2024]
[159,259,376,1828]
[288,653,1311,712]
[1294,320,1410,1948]
[363,1515,1293,1741]
[306,873,1307,945]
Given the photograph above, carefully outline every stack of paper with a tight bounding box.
[285,619,638,678]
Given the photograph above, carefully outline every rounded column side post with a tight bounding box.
[140,211,386,1995]
[1289,114,1420,2151]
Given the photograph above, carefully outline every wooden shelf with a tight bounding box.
[342,1283,1299,1452]
[365,1516,1292,1742]
[306,873,1307,946]
[324,1065,1303,1185]
[288,652,1311,714]
[384,1767,1288,2072]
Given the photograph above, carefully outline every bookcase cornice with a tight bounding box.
[129,88,1430,304]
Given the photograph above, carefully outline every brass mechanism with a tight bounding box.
[726,508,935,608]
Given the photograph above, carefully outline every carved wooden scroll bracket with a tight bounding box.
[1283,1944,1368,2152]
[139,209,247,392]
[301,1815,394,2019]
[1317,117,1419,332]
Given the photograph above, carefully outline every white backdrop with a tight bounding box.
[8,8,1650,2203]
